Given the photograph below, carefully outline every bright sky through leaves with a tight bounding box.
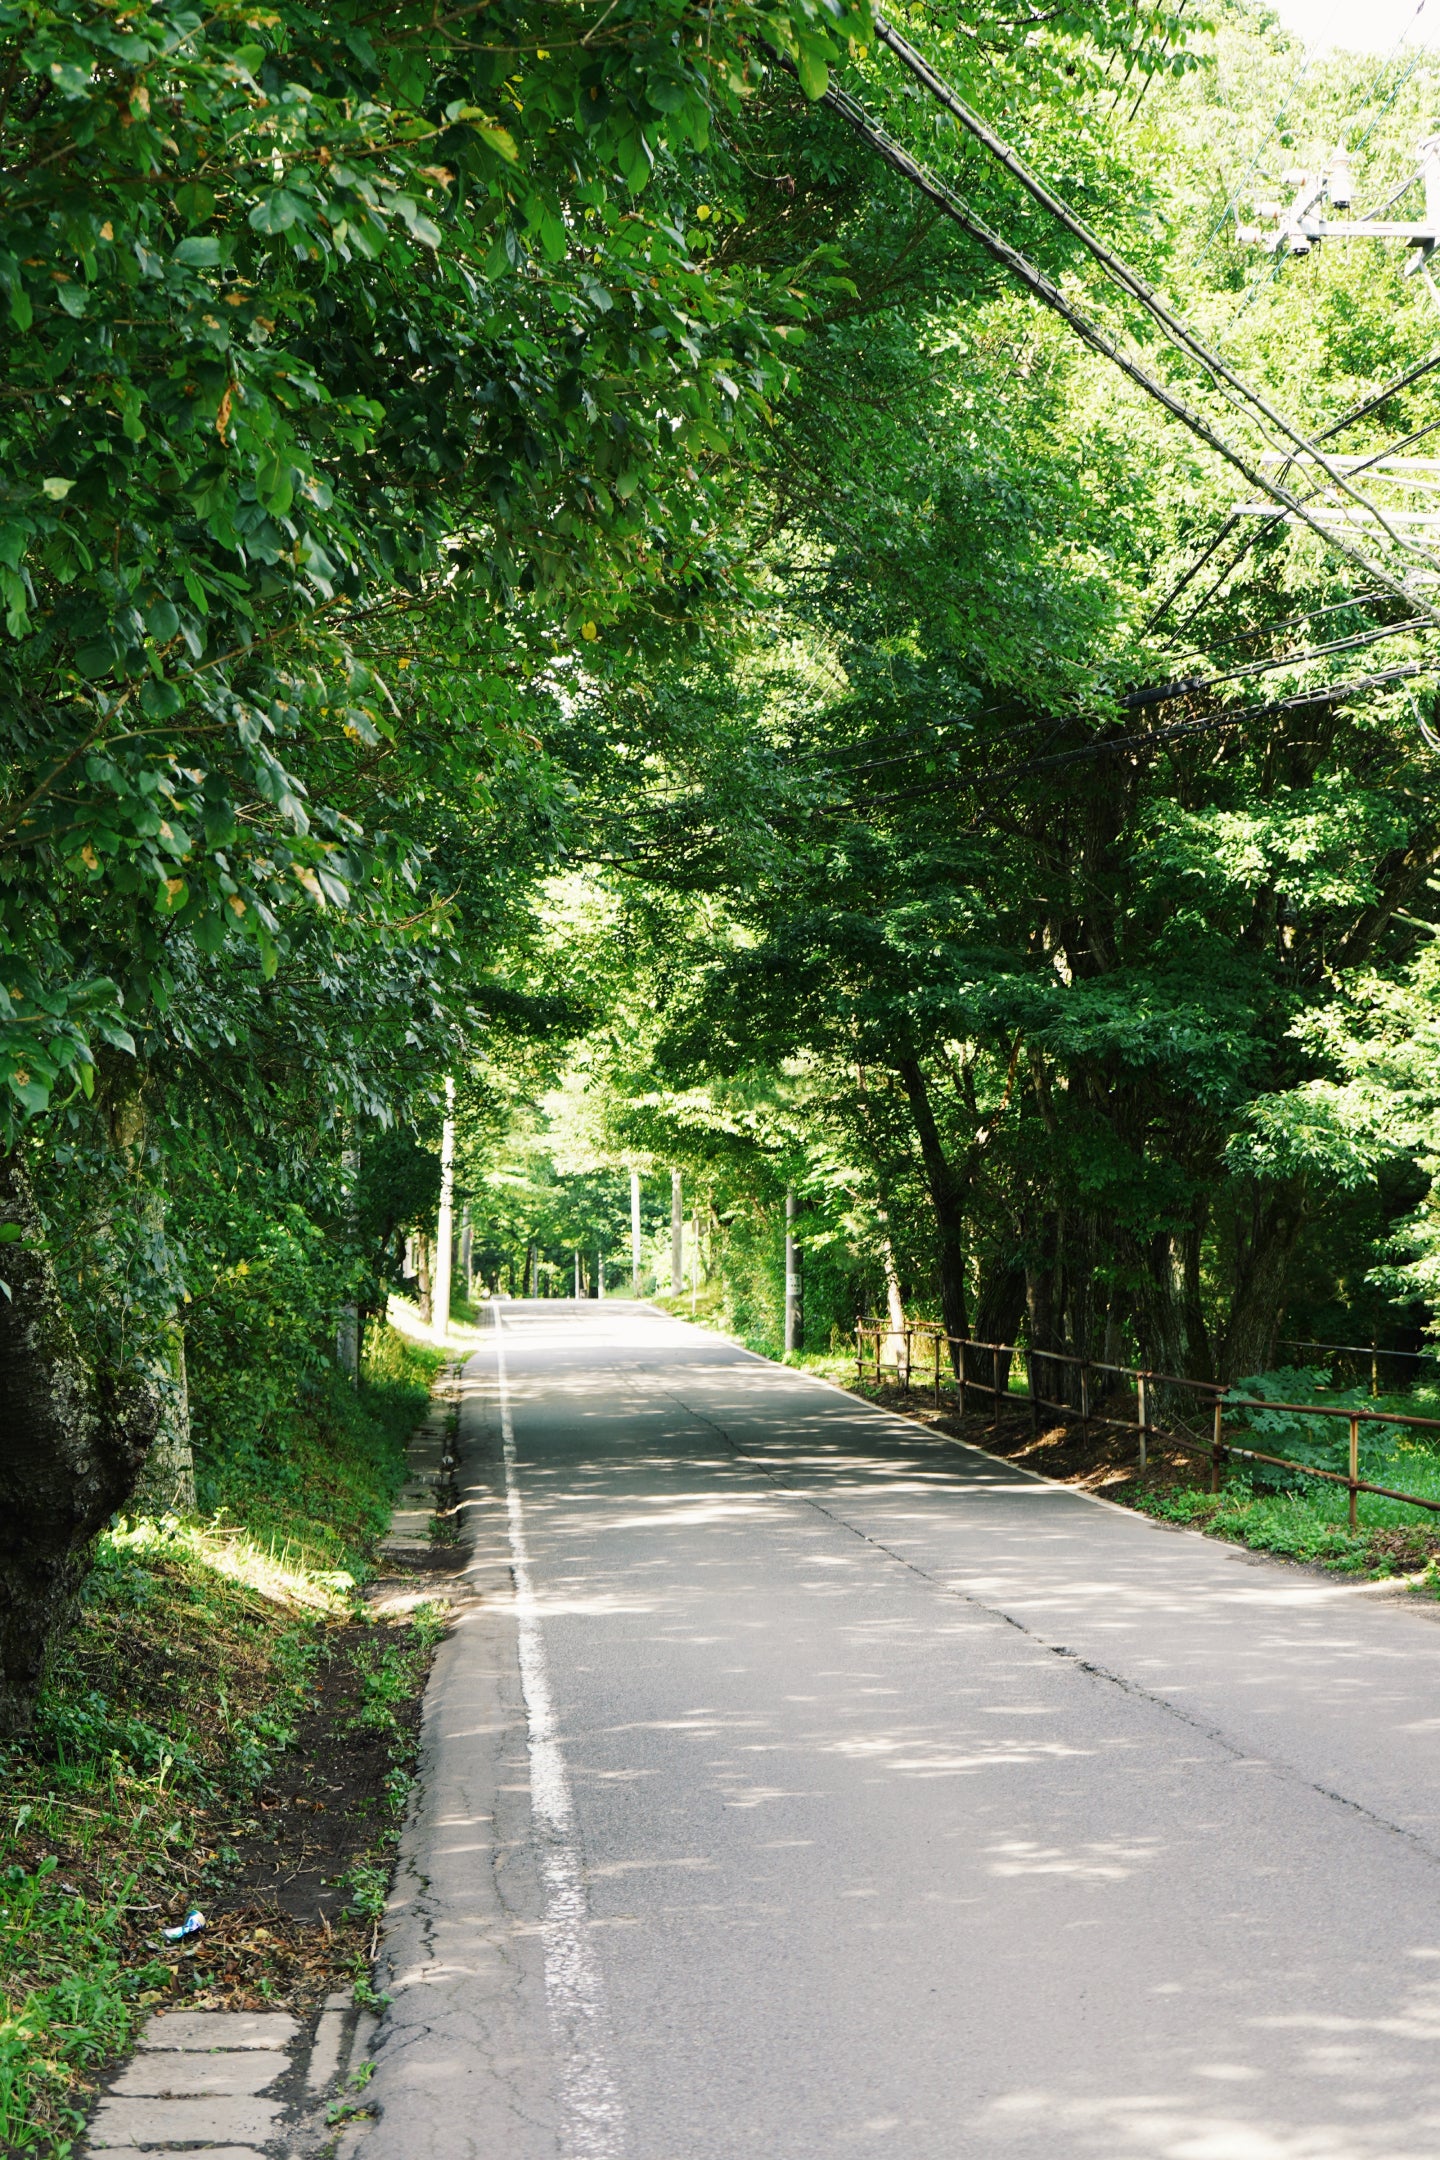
[1274,0,1433,53]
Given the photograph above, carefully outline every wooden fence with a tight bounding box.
[854,1319,1440,1532]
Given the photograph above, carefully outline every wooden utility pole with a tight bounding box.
[671,1168,683,1295]
[433,1078,455,1342]
[784,1186,802,1354]
[631,1167,643,1298]
[336,1137,360,1383]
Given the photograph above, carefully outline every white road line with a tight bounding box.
[492,1303,627,2160]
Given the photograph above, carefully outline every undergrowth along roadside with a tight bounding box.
[0,1320,450,2158]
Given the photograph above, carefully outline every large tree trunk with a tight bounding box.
[975,1257,1027,1396]
[1128,1193,1213,1395]
[97,1059,195,1514]
[1219,1179,1307,1381]
[875,1208,908,1368]
[131,1324,193,1514]
[1025,1209,1071,1407]
[0,1151,161,1737]
[895,1056,969,1347]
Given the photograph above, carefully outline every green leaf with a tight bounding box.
[41,478,73,501]
[475,120,520,163]
[795,43,829,98]
[393,196,442,249]
[7,1072,51,1114]
[47,59,91,96]
[176,181,216,225]
[173,235,222,267]
[140,677,183,719]
[249,190,308,235]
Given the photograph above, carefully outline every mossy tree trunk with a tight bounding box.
[0,1150,161,1737]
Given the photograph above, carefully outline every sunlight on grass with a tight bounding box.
[0,1319,443,2155]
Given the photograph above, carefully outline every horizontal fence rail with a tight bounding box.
[1279,1336,1434,1397]
[853,1319,1440,1532]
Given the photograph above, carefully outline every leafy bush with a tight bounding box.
[1227,1366,1378,1490]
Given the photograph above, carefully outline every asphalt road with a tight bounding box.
[357,1303,1440,2160]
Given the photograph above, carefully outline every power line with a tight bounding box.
[797,52,1440,629]
[1156,403,1440,635]
[1354,0,1431,149]
[871,14,1440,577]
[1123,612,1432,706]
[832,661,1431,811]
[1169,588,1427,658]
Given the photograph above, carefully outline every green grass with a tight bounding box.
[0,1528,330,2152]
[0,1319,444,2156]
[1128,1446,1440,1577]
[194,1324,447,1578]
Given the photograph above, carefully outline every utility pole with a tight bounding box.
[460,1200,473,1304]
[336,1137,360,1382]
[432,1077,455,1343]
[630,1167,643,1299]
[784,1186,803,1355]
[1237,137,1440,264]
[671,1168,683,1297]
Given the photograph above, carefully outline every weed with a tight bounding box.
[338,1863,389,1924]
[347,1610,440,1741]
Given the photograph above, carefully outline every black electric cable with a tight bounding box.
[871,13,1435,573]
[831,660,1430,810]
[1167,408,1440,635]
[1122,613,1431,708]
[1146,355,1440,633]
[1174,589,1423,656]
[795,60,1440,628]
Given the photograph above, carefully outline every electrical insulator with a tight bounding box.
[1328,148,1353,208]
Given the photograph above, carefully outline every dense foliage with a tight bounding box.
[7,0,1440,1696]
[459,7,1440,1388]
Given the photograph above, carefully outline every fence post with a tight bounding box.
[1349,1413,1360,1532]
[1027,1345,1038,1435]
[1371,1343,1379,1400]
[856,1323,864,1387]
[933,1330,941,1409]
[1137,1373,1148,1474]
[1211,1392,1224,1493]
[903,1328,911,1394]
[1080,1358,1090,1437]
[958,1340,967,1418]
[992,1344,1001,1436]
